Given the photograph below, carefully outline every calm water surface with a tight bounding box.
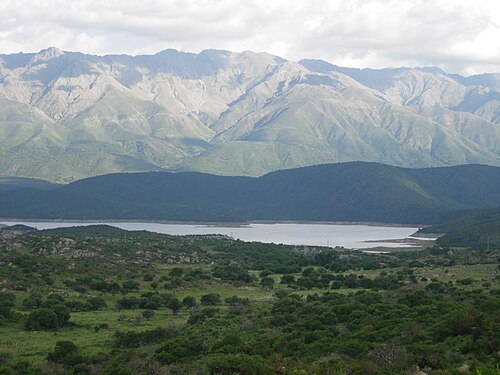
[0,221,423,249]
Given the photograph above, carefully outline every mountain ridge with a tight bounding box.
[1,48,499,182]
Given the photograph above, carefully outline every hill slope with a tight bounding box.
[418,207,500,249]
[0,162,499,224]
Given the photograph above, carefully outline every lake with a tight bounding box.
[0,221,428,249]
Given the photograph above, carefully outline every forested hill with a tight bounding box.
[418,207,500,248]
[1,162,499,224]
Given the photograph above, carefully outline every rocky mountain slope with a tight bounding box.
[1,48,499,182]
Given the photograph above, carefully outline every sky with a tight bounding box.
[0,0,499,75]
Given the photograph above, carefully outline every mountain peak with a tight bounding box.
[30,47,64,63]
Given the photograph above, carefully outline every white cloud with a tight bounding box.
[0,0,498,74]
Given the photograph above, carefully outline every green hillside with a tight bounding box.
[0,162,499,224]
[418,207,500,249]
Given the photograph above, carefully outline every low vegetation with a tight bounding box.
[0,225,498,374]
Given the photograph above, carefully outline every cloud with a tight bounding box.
[0,0,498,74]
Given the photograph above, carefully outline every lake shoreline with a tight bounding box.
[0,220,423,250]
[0,218,425,229]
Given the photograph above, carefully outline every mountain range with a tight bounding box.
[1,162,499,224]
[1,48,499,182]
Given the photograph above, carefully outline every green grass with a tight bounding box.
[416,263,498,285]
[1,274,364,367]
[1,308,186,366]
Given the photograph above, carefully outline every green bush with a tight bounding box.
[156,337,206,364]
[207,354,274,375]
[0,292,16,321]
[47,340,84,366]
[182,296,197,309]
[25,308,59,330]
[201,293,221,306]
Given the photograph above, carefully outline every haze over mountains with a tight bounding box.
[1,47,499,182]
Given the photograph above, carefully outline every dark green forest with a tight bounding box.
[419,207,500,249]
[1,162,499,224]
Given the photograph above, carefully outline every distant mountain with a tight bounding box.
[0,48,499,182]
[0,162,499,224]
[300,59,500,122]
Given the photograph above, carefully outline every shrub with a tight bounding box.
[122,280,140,292]
[25,308,59,330]
[156,336,206,364]
[182,296,197,309]
[280,274,295,284]
[170,268,184,277]
[207,354,274,375]
[260,277,275,289]
[52,304,71,326]
[116,296,140,309]
[167,298,182,315]
[47,341,83,366]
[22,292,43,309]
[0,291,16,320]
[142,310,155,319]
[201,293,221,306]
[87,297,107,310]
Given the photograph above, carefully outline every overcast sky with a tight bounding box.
[0,0,498,75]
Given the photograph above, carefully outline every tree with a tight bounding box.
[140,294,162,310]
[122,280,140,292]
[22,292,43,309]
[0,291,16,320]
[25,308,59,330]
[87,296,107,310]
[53,304,71,326]
[259,270,272,278]
[302,267,315,277]
[280,274,295,284]
[212,265,252,283]
[182,296,197,309]
[0,291,16,306]
[167,298,181,315]
[156,337,206,364]
[201,293,221,306]
[116,296,140,309]
[142,310,155,319]
[208,354,274,375]
[274,290,289,299]
[260,277,275,289]
[170,268,184,277]
[47,340,84,366]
